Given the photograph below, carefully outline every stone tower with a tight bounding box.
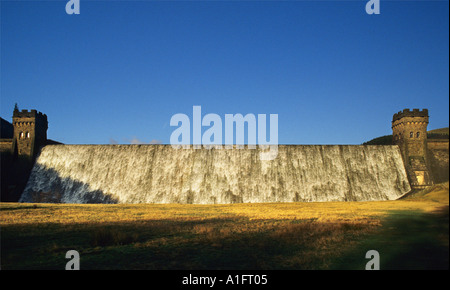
[392,108,433,188]
[12,108,48,160]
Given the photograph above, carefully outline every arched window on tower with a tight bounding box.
[19,132,24,139]
[416,132,420,138]
[26,132,30,138]
[410,132,414,138]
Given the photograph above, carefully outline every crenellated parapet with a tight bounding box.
[13,109,48,119]
[392,108,428,122]
[13,109,48,128]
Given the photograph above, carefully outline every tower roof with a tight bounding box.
[13,109,48,120]
[392,109,428,122]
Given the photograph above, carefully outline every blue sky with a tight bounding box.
[1,0,449,145]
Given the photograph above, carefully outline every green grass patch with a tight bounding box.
[330,206,449,270]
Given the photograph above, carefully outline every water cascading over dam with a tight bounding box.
[19,145,411,204]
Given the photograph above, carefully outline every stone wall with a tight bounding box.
[428,139,449,150]
[0,139,14,153]
[428,139,449,183]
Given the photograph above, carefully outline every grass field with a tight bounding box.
[1,183,448,270]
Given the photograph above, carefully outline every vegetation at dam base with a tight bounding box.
[1,183,448,270]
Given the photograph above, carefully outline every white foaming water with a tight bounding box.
[19,145,411,204]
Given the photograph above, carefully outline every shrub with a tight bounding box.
[91,227,138,247]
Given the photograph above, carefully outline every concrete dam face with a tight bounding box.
[19,145,411,204]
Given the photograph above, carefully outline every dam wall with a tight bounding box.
[19,145,411,204]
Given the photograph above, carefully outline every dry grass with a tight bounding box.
[1,184,448,269]
[1,198,444,225]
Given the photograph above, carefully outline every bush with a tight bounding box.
[91,227,138,247]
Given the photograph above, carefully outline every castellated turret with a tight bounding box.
[392,108,433,188]
[12,108,48,160]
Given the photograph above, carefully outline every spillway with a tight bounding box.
[19,145,411,204]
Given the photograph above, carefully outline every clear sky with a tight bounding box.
[1,0,449,145]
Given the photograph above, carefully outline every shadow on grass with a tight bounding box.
[0,218,257,270]
[2,207,448,270]
[330,206,449,270]
[1,217,370,270]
